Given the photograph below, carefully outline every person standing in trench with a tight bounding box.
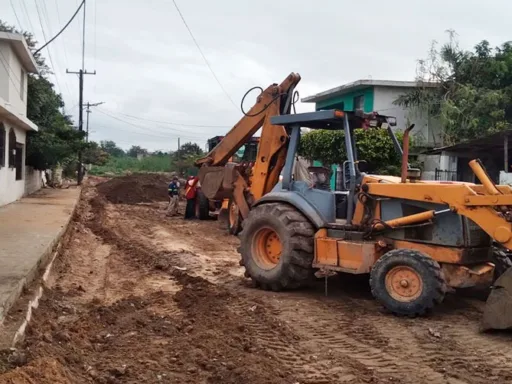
[184,175,200,219]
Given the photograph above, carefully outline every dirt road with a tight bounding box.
[1,175,512,384]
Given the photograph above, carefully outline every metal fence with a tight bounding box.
[435,168,458,181]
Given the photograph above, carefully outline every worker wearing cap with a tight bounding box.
[184,175,200,219]
[166,176,180,216]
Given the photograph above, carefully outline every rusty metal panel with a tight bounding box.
[336,241,377,274]
[314,237,338,266]
[441,262,494,288]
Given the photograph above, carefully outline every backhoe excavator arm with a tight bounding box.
[195,73,301,218]
[195,73,301,167]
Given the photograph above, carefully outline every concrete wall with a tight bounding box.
[316,87,374,112]
[373,86,442,148]
[0,122,27,206]
[0,41,10,103]
[6,43,27,114]
[0,41,28,116]
[24,166,42,196]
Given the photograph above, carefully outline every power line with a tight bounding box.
[41,0,73,103]
[171,0,237,111]
[95,109,207,139]
[9,0,24,30]
[93,123,205,142]
[20,0,36,34]
[34,0,85,55]
[33,0,63,95]
[53,0,76,106]
[110,110,231,128]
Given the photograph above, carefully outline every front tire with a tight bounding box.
[228,198,242,235]
[197,190,210,220]
[370,249,446,316]
[239,203,314,290]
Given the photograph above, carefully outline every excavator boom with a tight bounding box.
[195,73,301,219]
[196,73,301,167]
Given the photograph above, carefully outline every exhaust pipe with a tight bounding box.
[401,124,415,183]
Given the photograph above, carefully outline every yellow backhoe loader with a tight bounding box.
[195,73,512,330]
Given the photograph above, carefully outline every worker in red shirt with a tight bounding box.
[184,175,200,219]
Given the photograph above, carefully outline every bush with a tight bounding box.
[90,155,175,176]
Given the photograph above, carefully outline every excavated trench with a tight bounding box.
[1,175,511,384]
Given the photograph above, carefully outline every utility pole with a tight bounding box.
[66,0,96,185]
[84,101,105,142]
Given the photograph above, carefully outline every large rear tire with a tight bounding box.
[370,249,446,316]
[197,190,210,220]
[238,203,314,290]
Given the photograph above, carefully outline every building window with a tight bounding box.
[0,123,5,167]
[15,143,23,180]
[20,69,25,100]
[8,128,16,168]
[353,95,365,111]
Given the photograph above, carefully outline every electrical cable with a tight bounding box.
[9,0,24,30]
[34,0,85,55]
[20,0,36,38]
[95,109,206,138]
[53,0,75,103]
[171,0,238,111]
[34,0,63,95]
[110,111,230,128]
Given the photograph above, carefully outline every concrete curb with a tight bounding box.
[1,188,81,347]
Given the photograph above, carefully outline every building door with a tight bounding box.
[15,143,23,180]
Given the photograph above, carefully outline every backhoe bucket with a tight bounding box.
[482,267,512,331]
[197,164,238,201]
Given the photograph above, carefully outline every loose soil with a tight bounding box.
[1,174,512,384]
[97,173,171,204]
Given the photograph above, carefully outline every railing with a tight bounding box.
[435,168,458,181]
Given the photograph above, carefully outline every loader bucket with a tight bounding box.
[197,164,238,201]
[482,267,512,331]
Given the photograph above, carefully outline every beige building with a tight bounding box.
[0,32,41,206]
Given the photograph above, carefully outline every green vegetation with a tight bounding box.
[299,128,407,176]
[90,155,174,175]
[90,141,205,176]
[395,31,512,145]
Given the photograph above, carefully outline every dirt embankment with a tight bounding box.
[97,173,171,205]
[1,174,512,384]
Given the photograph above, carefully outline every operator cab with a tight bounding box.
[269,109,399,226]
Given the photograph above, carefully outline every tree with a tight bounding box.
[395,31,512,145]
[0,21,90,171]
[177,142,203,157]
[299,128,406,176]
[83,142,109,165]
[173,142,204,175]
[100,140,125,157]
[127,145,148,158]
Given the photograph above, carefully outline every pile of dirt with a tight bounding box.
[97,173,170,204]
[0,357,73,384]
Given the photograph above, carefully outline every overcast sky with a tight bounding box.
[2,0,512,151]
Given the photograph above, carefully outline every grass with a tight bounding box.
[89,156,177,176]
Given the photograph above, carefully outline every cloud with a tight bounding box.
[3,0,512,150]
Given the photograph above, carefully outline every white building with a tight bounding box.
[0,32,41,206]
[302,79,454,181]
[302,79,442,148]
